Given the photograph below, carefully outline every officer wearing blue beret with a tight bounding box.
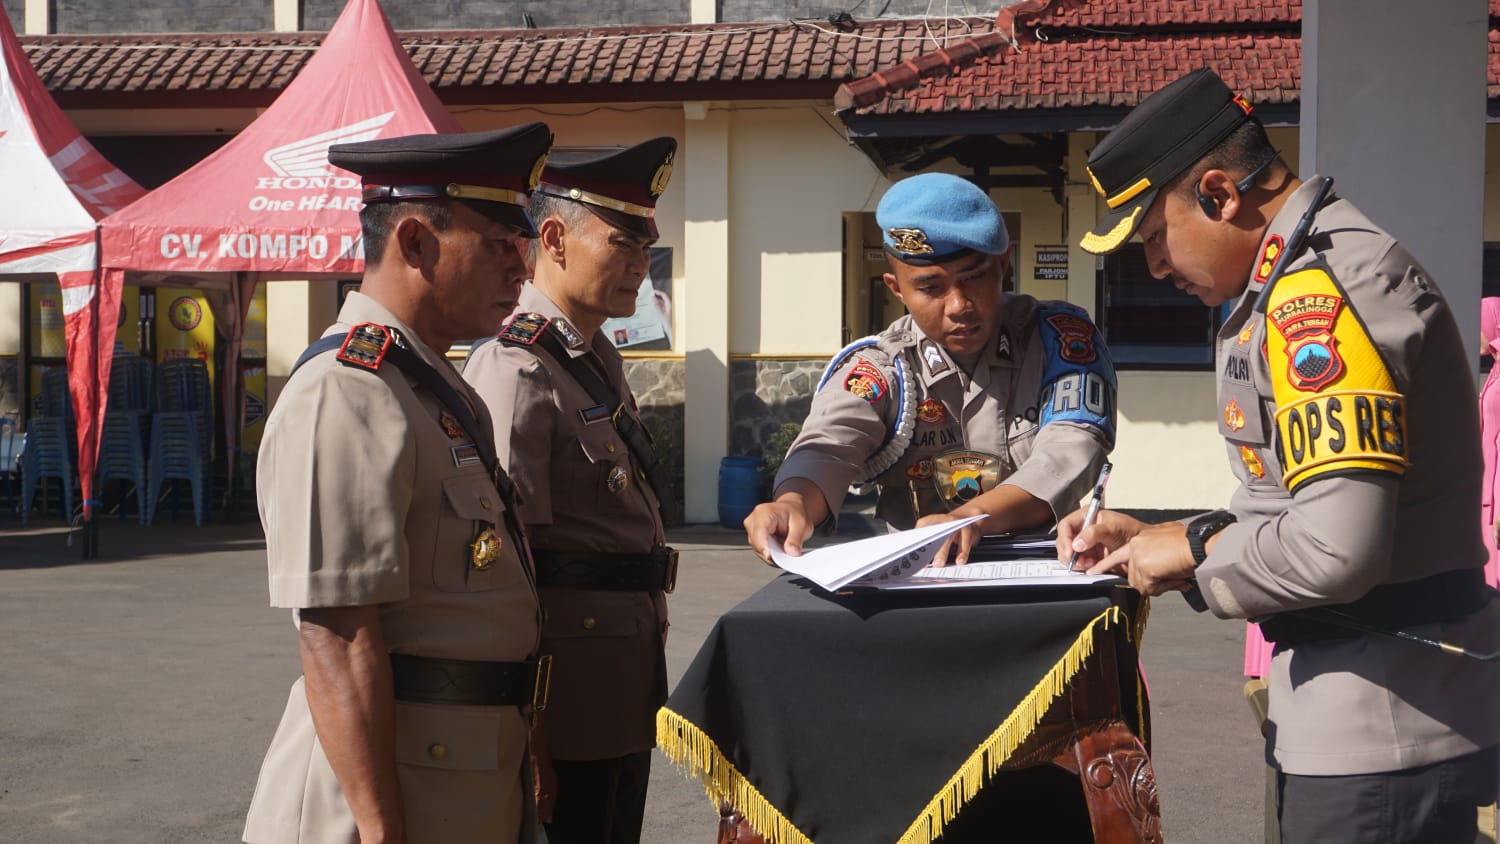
[746,172,1117,565]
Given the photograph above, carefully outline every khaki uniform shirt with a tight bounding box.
[778,295,1116,529]
[1200,178,1500,775]
[464,284,668,761]
[243,293,540,843]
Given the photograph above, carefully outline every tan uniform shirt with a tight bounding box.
[464,284,668,761]
[1200,178,1500,775]
[243,292,540,843]
[778,295,1116,530]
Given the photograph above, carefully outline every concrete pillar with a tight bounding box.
[23,0,48,34]
[273,0,301,31]
[264,280,336,409]
[1065,132,1100,313]
[681,102,731,524]
[690,0,717,24]
[1302,0,1487,364]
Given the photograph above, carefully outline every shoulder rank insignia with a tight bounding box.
[552,318,586,350]
[920,340,950,376]
[1255,235,1284,284]
[844,358,889,402]
[499,312,550,346]
[336,323,392,370]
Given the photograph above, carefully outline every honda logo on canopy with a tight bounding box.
[261,111,394,178]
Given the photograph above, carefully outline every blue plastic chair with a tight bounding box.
[20,417,73,524]
[155,358,212,465]
[96,354,153,522]
[146,411,207,526]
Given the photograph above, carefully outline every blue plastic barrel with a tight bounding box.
[717,455,764,528]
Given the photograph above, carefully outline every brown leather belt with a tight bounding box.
[390,653,551,710]
[531,547,678,593]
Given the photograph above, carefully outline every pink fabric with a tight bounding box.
[1479,298,1500,588]
[1243,622,1274,678]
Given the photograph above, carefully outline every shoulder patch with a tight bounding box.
[1035,304,1117,444]
[844,358,889,403]
[336,323,392,371]
[1264,266,1408,491]
[499,312,549,346]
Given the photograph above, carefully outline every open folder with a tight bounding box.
[768,516,1120,592]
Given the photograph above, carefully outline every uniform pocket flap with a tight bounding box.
[394,700,502,771]
[543,610,639,640]
[442,474,505,522]
[575,423,625,464]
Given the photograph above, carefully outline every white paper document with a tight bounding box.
[769,517,1118,592]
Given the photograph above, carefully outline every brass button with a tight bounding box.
[428,743,447,760]
[605,442,616,453]
[582,617,597,630]
[480,497,491,510]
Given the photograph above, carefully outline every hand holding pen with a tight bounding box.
[1067,462,1112,571]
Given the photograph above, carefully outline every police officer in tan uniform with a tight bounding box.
[745,172,1116,564]
[1063,68,1500,843]
[242,124,553,844]
[463,138,677,844]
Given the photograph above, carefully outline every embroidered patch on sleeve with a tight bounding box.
[843,358,889,403]
[1265,267,1408,490]
[1036,304,1117,443]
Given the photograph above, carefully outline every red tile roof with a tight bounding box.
[20,18,990,108]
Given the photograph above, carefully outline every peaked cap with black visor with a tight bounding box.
[327,122,553,237]
[533,137,677,240]
[1080,67,1259,255]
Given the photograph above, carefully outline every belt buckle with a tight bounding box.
[531,654,552,711]
[662,549,679,594]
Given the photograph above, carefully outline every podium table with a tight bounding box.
[657,574,1160,844]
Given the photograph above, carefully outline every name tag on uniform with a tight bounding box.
[579,404,612,425]
[451,443,482,468]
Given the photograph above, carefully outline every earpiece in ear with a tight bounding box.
[1196,186,1217,218]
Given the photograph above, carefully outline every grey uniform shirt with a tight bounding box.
[244,292,540,844]
[1199,178,1500,775]
[464,283,667,761]
[778,294,1116,530]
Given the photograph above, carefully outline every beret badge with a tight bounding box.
[888,227,934,256]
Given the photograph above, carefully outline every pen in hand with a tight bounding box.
[1068,462,1113,572]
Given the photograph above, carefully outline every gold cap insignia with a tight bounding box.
[650,151,674,197]
[528,152,549,192]
[888,227,934,255]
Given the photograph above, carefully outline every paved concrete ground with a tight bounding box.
[0,515,1284,843]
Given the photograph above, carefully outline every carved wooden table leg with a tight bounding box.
[717,801,767,844]
[1051,719,1162,844]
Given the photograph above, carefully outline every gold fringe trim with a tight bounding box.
[657,605,1128,844]
[1132,596,1151,746]
[893,605,1122,844]
[657,706,814,844]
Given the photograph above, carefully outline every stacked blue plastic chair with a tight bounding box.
[97,353,153,523]
[147,358,212,525]
[21,368,75,524]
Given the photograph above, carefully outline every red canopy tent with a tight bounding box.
[93,0,461,524]
[0,9,146,528]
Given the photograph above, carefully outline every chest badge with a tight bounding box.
[1223,399,1246,432]
[470,527,502,570]
[1239,445,1267,479]
[932,450,1003,509]
[917,399,948,424]
[906,458,934,481]
[440,410,466,440]
[607,465,630,494]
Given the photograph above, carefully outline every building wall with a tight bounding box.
[52,0,271,33]
[302,0,689,30]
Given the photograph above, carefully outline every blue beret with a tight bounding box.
[876,173,1010,266]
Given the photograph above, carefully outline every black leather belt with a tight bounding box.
[532,547,678,593]
[390,653,551,709]
[1259,567,1492,646]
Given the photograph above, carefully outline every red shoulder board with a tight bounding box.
[336,323,392,370]
[499,312,550,346]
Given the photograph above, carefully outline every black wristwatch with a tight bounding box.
[1186,509,1237,567]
